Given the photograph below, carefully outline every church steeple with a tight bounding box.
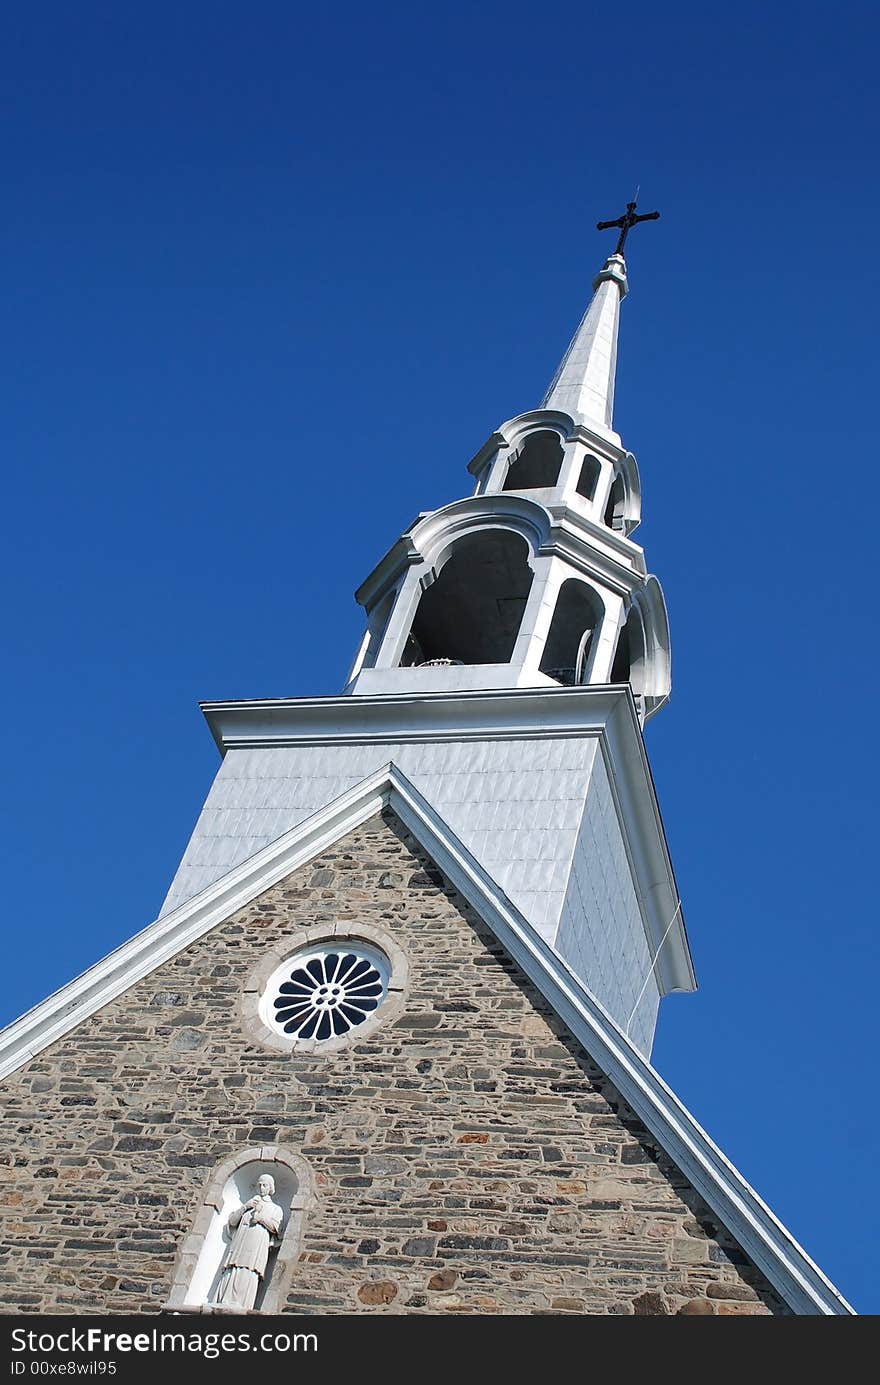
[161,210,691,1063]
[345,214,671,723]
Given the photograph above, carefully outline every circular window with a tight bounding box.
[259,944,390,1043]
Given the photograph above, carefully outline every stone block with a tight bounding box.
[357,1280,398,1306]
[632,1290,669,1315]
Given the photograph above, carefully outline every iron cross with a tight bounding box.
[596,200,660,256]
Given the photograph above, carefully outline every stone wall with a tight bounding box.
[0,811,786,1315]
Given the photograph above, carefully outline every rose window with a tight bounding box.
[262,945,390,1042]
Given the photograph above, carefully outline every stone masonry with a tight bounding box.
[0,811,787,1315]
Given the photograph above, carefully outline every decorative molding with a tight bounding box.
[498,409,626,458]
[355,491,649,617]
[538,528,645,595]
[544,502,647,577]
[354,494,551,612]
[202,683,640,750]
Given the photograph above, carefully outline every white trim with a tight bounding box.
[0,765,853,1315]
[467,410,629,479]
[0,765,394,1082]
[386,776,853,1317]
[354,492,646,617]
[597,698,689,996]
[202,684,645,748]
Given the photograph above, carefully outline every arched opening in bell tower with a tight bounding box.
[604,473,626,531]
[576,455,602,501]
[611,604,650,708]
[608,579,671,720]
[539,579,605,686]
[611,615,634,685]
[400,530,533,667]
[502,430,564,491]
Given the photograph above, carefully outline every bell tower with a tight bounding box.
[161,209,694,1058]
[345,244,670,723]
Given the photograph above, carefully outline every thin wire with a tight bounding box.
[624,898,683,1037]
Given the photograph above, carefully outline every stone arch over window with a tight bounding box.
[166,1146,315,1314]
[540,579,605,686]
[400,529,534,667]
[610,577,671,720]
[502,429,564,491]
[576,454,602,501]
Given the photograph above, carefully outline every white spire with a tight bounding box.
[541,253,628,431]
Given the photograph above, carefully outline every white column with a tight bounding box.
[589,592,627,682]
[557,438,587,500]
[370,566,427,670]
[512,557,566,681]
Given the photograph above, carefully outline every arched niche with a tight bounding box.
[401,529,533,667]
[610,578,671,720]
[165,1146,314,1314]
[540,579,605,686]
[502,430,564,491]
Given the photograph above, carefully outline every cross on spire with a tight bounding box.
[596,199,660,257]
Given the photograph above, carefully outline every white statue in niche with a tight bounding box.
[212,1173,284,1312]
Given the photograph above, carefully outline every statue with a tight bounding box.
[212,1173,284,1312]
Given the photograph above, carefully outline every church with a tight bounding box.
[0,208,853,1317]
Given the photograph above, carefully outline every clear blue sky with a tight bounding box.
[2,2,877,1314]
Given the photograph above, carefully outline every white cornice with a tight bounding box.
[466,412,631,481]
[202,684,629,749]
[540,523,646,591]
[356,494,552,612]
[0,764,852,1315]
[355,493,648,611]
[545,502,646,576]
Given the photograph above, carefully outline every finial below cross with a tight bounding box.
[596,199,660,257]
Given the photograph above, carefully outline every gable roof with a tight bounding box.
[0,763,853,1315]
